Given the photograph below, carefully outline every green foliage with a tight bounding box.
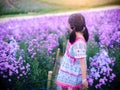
[58,35,67,55]
[86,41,99,61]
[94,33,100,43]
[108,44,120,88]
[0,9,27,15]
[0,2,4,10]
[13,41,55,90]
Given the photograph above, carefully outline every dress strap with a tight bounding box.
[74,37,86,44]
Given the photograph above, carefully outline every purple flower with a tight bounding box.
[103,76,107,82]
[95,84,101,89]
[19,74,23,77]
[91,67,96,72]
[94,72,100,80]
[87,78,93,86]
[88,49,115,88]
[100,66,107,73]
[110,73,116,80]
[8,79,11,82]
[99,78,106,85]
[9,71,13,76]
[3,75,7,78]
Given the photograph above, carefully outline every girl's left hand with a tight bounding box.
[82,80,88,89]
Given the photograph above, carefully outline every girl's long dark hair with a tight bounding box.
[68,13,89,44]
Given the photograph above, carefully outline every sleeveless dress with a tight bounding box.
[56,37,87,88]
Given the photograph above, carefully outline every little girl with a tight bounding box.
[56,13,89,90]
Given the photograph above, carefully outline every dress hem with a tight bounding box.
[56,80,84,88]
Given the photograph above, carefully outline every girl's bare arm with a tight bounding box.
[80,58,88,88]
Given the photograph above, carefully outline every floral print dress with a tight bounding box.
[56,37,87,88]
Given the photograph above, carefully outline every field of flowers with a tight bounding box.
[0,8,120,90]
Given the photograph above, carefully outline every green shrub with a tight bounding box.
[11,41,55,90]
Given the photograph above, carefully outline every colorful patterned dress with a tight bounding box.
[56,37,87,88]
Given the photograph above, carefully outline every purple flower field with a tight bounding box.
[0,8,120,89]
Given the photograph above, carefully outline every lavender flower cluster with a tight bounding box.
[97,10,120,47]
[0,15,68,82]
[86,9,120,89]
[87,49,116,89]
[0,36,30,82]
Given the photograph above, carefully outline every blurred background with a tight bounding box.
[0,0,120,90]
[0,0,120,16]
